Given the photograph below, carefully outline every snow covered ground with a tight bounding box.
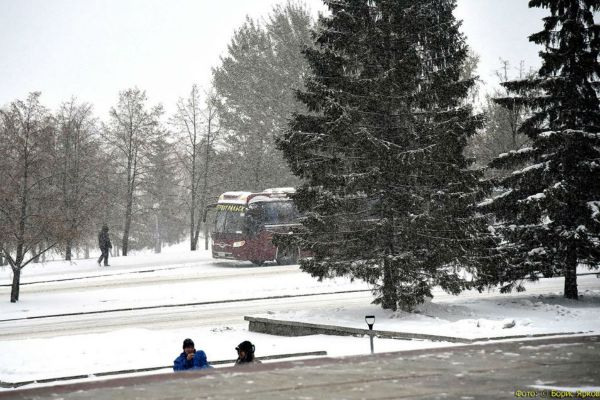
[0,241,599,389]
[262,283,600,340]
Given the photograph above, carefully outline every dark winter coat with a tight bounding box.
[98,229,112,250]
[235,358,261,366]
[173,350,211,371]
[235,352,261,366]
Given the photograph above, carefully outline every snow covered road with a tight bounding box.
[0,291,375,340]
[1,247,598,337]
[1,253,597,341]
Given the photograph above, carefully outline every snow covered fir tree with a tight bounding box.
[278,0,496,311]
[483,0,600,299]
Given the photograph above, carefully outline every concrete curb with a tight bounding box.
[0,350,327,389]
[245,316,588,343]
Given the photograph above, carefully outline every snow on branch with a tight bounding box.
[511,161,548,177]
[538,129,600,140]
[588,201,600,221]
[496,147,534,160]
[519,192,546,204]
[477,189,513,208]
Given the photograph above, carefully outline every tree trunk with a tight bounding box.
[199,110,213,252]
[381,258,398,311]
[190,208,197,250]
[84,242,90,259]
[122,129,137,257]
[13,141,29,302]
[40,243,46,263]
[190,182,197,251]
[190,170,197,251]
[204,222,209,250]
[122,194,133,256]
[154,214,161,254]
[10,267,21,303]
[189,87,199,251]
[564,245,578,300]
[190,219,197,250]
[380,8,398,312]
[192,205,204,251]
[65,238,73,261]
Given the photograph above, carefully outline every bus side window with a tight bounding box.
[244,206,263,237]
[279,203,296,223]
[265,205,277,224]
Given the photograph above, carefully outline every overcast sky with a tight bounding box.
[0,0,547,116]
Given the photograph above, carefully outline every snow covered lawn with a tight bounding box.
[259,282,600,340]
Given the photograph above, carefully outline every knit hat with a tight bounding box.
[236,340,254,354]
[183,338,194,349]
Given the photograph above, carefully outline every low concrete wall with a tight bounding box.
[245,316,469,342]
[245,316,588,344]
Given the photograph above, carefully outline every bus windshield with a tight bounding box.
[214,204,247,234]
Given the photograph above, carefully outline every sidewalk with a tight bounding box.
[3,334,598,400]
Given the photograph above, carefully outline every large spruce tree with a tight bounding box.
[278,0,493,311]
[485,0,600,299]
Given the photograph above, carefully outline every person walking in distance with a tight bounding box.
[97,224,112,266]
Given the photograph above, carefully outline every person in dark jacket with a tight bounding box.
[97,224,112,267]
[235,340,261,366]
[173,338,212,371]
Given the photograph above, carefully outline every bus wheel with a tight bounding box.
[276,247,298,266]
[250,260,264,266]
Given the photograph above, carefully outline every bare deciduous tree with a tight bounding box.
[172,85,220,251]
[105,88,163,256]
[54,98,102,260]
[466,60,533,170]
[0,93,63,302]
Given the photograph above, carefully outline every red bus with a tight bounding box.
[208,188,301,265]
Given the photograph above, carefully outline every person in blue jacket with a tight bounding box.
[173,338,212,371]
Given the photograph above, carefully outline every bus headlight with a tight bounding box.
[232,241,246,248]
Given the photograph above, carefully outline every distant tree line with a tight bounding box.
[0,1,315,302]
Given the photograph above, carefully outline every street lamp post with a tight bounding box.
[365,315,375,354]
